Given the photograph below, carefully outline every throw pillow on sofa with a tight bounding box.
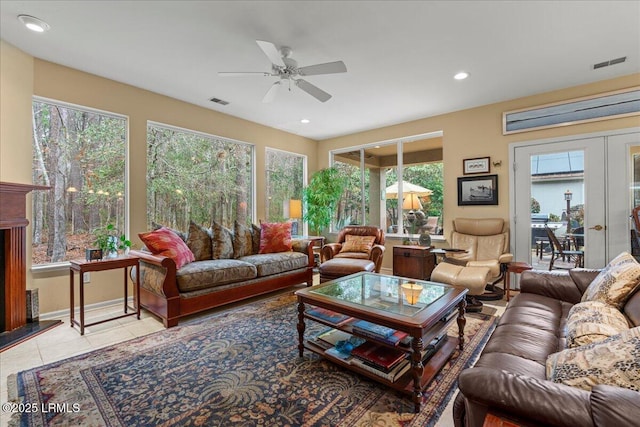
[566,300,630,347]
[581,252,640,309]
[139,227,195,269]
[546,326,640,391]
[151,221,188,242]
[186,221,212,261]
[233,220,256,258]
[339,235,376,255]
[211,221,234,259]
[259,222,292,254]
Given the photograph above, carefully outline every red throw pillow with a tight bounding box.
[259,222,293,254]
[139,227,195,269]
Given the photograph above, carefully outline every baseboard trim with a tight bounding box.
[40,297,134,321]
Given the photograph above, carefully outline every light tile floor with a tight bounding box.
[1,278,511,427]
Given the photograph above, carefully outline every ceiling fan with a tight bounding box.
[219,40,347,103]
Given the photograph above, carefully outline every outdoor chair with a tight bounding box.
[544,224,584,270]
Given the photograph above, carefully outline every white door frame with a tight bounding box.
[509,127,640,271]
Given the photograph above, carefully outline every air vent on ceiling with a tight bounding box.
[593,56,626,70]
[209,97,229,106]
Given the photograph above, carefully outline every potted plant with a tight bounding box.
[94,224,131,258]
[303,167,346,234]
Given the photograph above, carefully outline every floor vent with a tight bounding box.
[593,56,626,70]
[209,97,229,106]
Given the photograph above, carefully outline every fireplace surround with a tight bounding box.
[0,181,60,351]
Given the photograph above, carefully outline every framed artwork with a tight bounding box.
[458,174,498,206]
[463,157,490,175]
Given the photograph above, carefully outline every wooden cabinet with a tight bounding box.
[393,245,435,280]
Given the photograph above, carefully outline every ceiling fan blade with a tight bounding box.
[218,72,273,77]
[256,40,286,67]
[298,61,347,76]
[262,81,281,103]
[295,79,332,102]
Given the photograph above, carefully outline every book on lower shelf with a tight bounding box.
[351,341,407,372]
[351,319,396,340]
[350,357,411,382]
[306,306,353,326]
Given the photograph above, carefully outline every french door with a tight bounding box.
[510,129,640,271]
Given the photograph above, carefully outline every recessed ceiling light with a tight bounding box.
[18,15,50,33]
[300,119,310,124]
[454,71,469,80]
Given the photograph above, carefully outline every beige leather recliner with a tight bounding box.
[431,218,513,308]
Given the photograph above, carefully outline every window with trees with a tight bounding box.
[265,148,306,234]
[31,98,128,265]
[330,134,443,237]
[146,123,254,231]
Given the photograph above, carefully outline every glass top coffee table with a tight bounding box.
[295,272,468,413]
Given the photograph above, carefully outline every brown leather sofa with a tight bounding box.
[453,268,640,427]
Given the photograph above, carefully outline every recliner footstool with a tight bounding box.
[319,258,376,283]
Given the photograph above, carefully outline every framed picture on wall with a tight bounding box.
[458,174,498,205]
[463,157,490,175]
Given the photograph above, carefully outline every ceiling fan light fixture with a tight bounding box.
[300,119,310,124]
[454,71,469,80]
[18,14,50,32]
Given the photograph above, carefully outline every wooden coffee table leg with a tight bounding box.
[457,299,466,350]
[297,301,306,357]
[410,336,424,413]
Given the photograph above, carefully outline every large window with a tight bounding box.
[265,148,306,234]
[146,123,254,230]
[31,98,127,265]
[331,133,443,237]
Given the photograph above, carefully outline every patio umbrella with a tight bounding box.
[385,181,433,199]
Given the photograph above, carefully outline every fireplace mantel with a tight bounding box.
[1,181,49,332]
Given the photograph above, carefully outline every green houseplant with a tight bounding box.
[303,167,346,234]
[94,224,131,258]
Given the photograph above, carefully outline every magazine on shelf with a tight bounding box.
[351,320,396,339]
[350,358,411,382]
[317,328,354,347]
[306,306,353,326]
[324,347,353,363]
[351,341,407,371]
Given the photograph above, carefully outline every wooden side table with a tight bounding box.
[393,245,435,280]
[504,261,533,302]
[69,256,140,335]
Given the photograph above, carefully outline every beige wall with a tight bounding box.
[2,37,639,313]
[320,74,640,236]
[1,41,317,314]
[1,40,33,183]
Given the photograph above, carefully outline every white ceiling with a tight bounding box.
[1,1,639,141]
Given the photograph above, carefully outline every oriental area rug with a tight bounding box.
[8,292,497,427]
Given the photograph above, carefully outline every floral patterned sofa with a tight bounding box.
[131,221,314,327]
